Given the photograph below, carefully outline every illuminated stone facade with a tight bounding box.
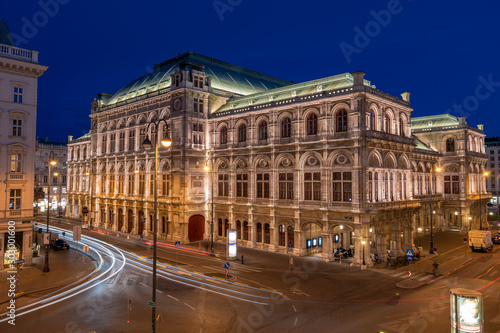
[66,52,488,266]
[0,22,47,268]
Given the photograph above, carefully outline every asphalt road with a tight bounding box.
[1,220,499,333]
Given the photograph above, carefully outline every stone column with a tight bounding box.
[321,232,331,262]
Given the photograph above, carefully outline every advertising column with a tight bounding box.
[450,288,483,333]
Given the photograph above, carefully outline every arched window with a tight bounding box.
[218,218,223,236]
[281,117,291,138]
[446,138,455,152]
[307,114,317,135]
[220,126,227,144]
[399,116,405,136]
[369,109,375,130]
[238,124,246,142]
[287,226,294,248]
[385,114,391,134]
[243,221,249,240]
[256,223,262,242]
[279,225,286,246]
[225,219,229,237]
[258,121,267,140]
[264,223,270,244]
[336,109,347,132]
[236,220,241,239]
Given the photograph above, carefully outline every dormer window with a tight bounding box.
[174,73,182,87]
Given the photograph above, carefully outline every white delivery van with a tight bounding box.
[468,230,493,252]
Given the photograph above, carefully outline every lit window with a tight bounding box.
[10,153,22,172]
[9,189,21,209]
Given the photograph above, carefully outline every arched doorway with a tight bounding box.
[331,224,354,251]
[303,222,322,255]
[118,208,123,231]
[188,215,205,242]
[127,209,133,233]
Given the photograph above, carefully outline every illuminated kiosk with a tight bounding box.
[450,288,483,333]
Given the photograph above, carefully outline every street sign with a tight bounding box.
[288,244,293,252]
[463,238,468,244]
[433,247,437,253]
[175,241,180,248]
[224,262,230,269]
[147,301,155,307]
[225,268,229,275]
[14,259,25,264]
[408,271,412,277]
[407,256,412,261]
[406,249,413,257]
[43,233,50,245]
[140,217,146,223]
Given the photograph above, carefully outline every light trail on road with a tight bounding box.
[0,226,126,323]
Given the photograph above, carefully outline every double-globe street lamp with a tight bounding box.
[142,118,172,333]
[429,166,441,255]
[43,151,57,273]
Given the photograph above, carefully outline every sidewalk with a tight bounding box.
[0,246,91,305]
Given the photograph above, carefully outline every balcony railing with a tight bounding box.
[0,44,39,63]
[8,173,24,180]
[366,199,420,211]
[0,209,34,219]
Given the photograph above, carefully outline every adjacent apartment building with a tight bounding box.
[0,22,47,268]
[66,52,488,266]
[34,139,68,216]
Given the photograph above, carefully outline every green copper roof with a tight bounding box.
[412,135,437,152]
[106,51,292,105]
[411,114,459,130]
[214,73,372,113]
[0,21,15,46]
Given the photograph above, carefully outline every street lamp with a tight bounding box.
[429,166,441,254]
[43,151,57,273]
[142,118,172,333]
[479,171,489,230]
[204,155,214,255]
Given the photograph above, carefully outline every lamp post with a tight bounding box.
[204,155,214,255]
[479,171,489,230]
[43,151,57,273]
[429,166,441,254]
[54,172,62,218]
[361,240,366,266]
[142,118,172,333]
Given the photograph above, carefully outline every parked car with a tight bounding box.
[51,239,70,251]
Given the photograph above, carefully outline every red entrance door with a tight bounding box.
[188,215,205,242]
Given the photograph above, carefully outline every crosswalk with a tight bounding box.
[390,270,434,282]
[195,265,262,274]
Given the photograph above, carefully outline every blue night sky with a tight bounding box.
[3,0,500,142]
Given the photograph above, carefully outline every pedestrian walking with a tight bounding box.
[433,261,439,276]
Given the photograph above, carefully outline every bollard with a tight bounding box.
[433,261,439,276]
[241,255,244,264]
